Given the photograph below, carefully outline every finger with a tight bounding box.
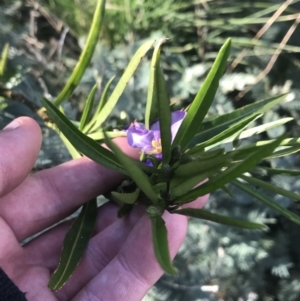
[0,117,41,197]
[72,210,188,301]
[0,138,139,241]
[0,217,22,260]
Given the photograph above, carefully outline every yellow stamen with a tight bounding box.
[147,138,162,155]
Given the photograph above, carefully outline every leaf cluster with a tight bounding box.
[36,0,300,291]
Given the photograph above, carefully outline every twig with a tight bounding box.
[26,0,63,32]
[230,0,294,71]
[235,13,300,101]
[57,26,69,60]
[194,0,208,57]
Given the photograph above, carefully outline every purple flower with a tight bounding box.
[127,111,186,160]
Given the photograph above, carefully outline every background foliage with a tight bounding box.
[1,0,300,300]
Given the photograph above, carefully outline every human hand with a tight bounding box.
[0,117,209,301]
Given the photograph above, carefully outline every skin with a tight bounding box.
[0,117,209,301]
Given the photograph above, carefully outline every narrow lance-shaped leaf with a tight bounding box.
[231,118,293,142]
[174,153,230,177]
[87,130,126,141]
[170,163,225,198]
[221,185,235,198]
[104,133,158,204]
[90,40,155,130]
[266,144,300,159]
[84,76,115,134]
[174,135,285,204]
[79,84,98,131]
[41,98,126,174]
[233,179,300,226]
[59,131,82,159]
[198,94,287,134]
[0,43,9,76]
[173,208,266,230]
[48,199,97,290]
[191,95,287,148]
[147,210,177,274]
[145,41,159,129]
[253,167,300,177]
[111,188,140,205]
[58,107,81,159]
[95,76,115,115]
[201,118,293,160]
[240,175,300,202]
[53,0,105,106]
[117,203,134,218]
[227,137,300,161]
[188,113,260,154]
[173,38,231,150]
[155,39,172,163]
[193,148,225,160]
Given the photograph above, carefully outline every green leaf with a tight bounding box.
[90,40,155,130]
[190,116,292,150]
[266,144,300,159]
[59,131,82,159]
[196,94,287,138]
[0,43,9,76]
[173,208,266,230]
[79,84,98,131]
[48,199,97,290]
[227,137,300,161]
[87,130,126,141]
[53,0,105,106]
[174,136,285,204]
[145,41,160,129]
[173,38,231,150]
[233,179,300,226]
[117,203,134,218]
[232,118,293,142]
[145,38,171,163]
[188,113,260,154]
[95,76,115,115]
[149,215,177,274]
[174,153,230,177]
[253,167,300,177]
[104,133,158,204]
[84,76,115,134]
[41,98,126,174]
[111,188,140,205]
[170,163,225,198]
[156,46,172,164]
[240,175,300,202]
[58,107,82,159]
[221,185,235,198]
[192,148,225,160]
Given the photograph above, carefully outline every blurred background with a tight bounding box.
[1,0,300,300]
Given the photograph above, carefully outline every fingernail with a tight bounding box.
[3,119,23,131]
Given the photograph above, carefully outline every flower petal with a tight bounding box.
[150,111,186,132]
[127,121,153,150]
[149,118,159,131]
[126,111,186,160]
[170,111,186,140]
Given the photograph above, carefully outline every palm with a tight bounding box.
[0,117,208,301]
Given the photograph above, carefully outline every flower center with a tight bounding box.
[146,138,162,155]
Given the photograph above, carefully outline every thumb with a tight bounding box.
[0,117,42,196]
